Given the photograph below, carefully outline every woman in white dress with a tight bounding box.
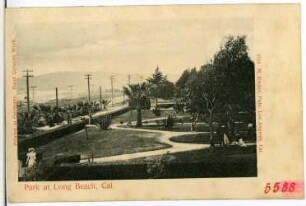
[26,148,36,168]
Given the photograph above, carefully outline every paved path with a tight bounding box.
[80,124,210,164]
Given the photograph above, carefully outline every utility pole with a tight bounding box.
[128,74,131,85]
[85,74,92,124]
[68,85,74,101]
[122,90,125,104]
[110,76,114,107]
[22,69,33,119]
[99,86,103,110]
[55,87,59,108]
[55,87,59,123]
[30,85,37,103]
[90,84,94,91]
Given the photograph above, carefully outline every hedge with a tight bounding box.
[18,107,131,154]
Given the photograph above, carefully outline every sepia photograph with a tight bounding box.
[15,13,256,181]
[5,4,303,202]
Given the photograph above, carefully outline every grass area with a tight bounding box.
[139,123,216,132]
[123,145,256,164]
[35,128,171,163]
[26,145,257,180]
[107,145,258,178]
[170,133,212,144]
[170,133,256,145]
[112,109,182,124]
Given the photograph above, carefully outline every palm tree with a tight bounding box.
[33,103,65,126]
[101,99,111,110]
[123,83,151,127]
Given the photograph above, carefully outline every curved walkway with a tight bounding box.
[80,123,210,164]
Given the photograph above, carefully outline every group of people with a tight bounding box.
[215,121,254,147]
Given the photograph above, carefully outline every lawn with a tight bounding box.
[170,133,212,144]
[106,145,258,178]
[112,109,182,124]
[28,144,257,180]
[35,128,171,164]
[35,146,257,181]
[170,132,255,145]
[122,144,257,164]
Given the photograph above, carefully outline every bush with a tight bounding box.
[17,114,34,134]
[152,107,161,117]
[165,115,175,129]
[97,116,112,130]
[54,154,81,166]
[146,155,165,178]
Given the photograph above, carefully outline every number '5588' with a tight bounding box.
[264,182,296,193]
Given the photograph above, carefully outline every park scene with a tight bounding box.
[17,35,256,180]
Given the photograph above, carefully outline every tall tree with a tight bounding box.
[212,36,255,117]
[123,83,151,127]
[147,66,175,107]
[176,35,255,146]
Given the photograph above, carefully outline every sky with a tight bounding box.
[14,7,254,81]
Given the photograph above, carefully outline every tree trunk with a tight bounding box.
[191,121,195,132]
[136,108,142,127]
[85,127,89,140]
[155,98,158,108]
[209,110,214,146]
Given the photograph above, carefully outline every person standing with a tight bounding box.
[26,148,36,168]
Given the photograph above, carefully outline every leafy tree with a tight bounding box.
[188,65,225,145]
[17,112,34,134]
[175,68,196,93]
[176,35,255,146]
[212,36,255,118]
[123,83,151,127]
[174,68,197,113]
[147,66,175,107]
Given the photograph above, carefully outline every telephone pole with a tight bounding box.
[85,74,92,124]
[30,86,37,103]
[128,74,131,85]
[122,90,125,104]
[55,88,59,108]
[23,69,33,118]
[110,76,114,107]
[55,87,59,123]
[99,86,103,110]
[90,84,95,96]
[68,85,74,101]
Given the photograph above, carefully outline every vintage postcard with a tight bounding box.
[5,4,303,202]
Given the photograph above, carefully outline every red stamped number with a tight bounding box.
[264,182,296,194]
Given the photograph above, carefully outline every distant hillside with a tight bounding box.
[17,71,179,92]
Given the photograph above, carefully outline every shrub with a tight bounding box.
[17,114,34,134]
[146,152,171,178]
[54,154,81,166]
[165,115,175,129]
[152,107,161,117]
[146,156,165,178]
[155,120,160,126]
[97,116,112,130]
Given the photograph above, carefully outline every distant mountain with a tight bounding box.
[17,71,180,92]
